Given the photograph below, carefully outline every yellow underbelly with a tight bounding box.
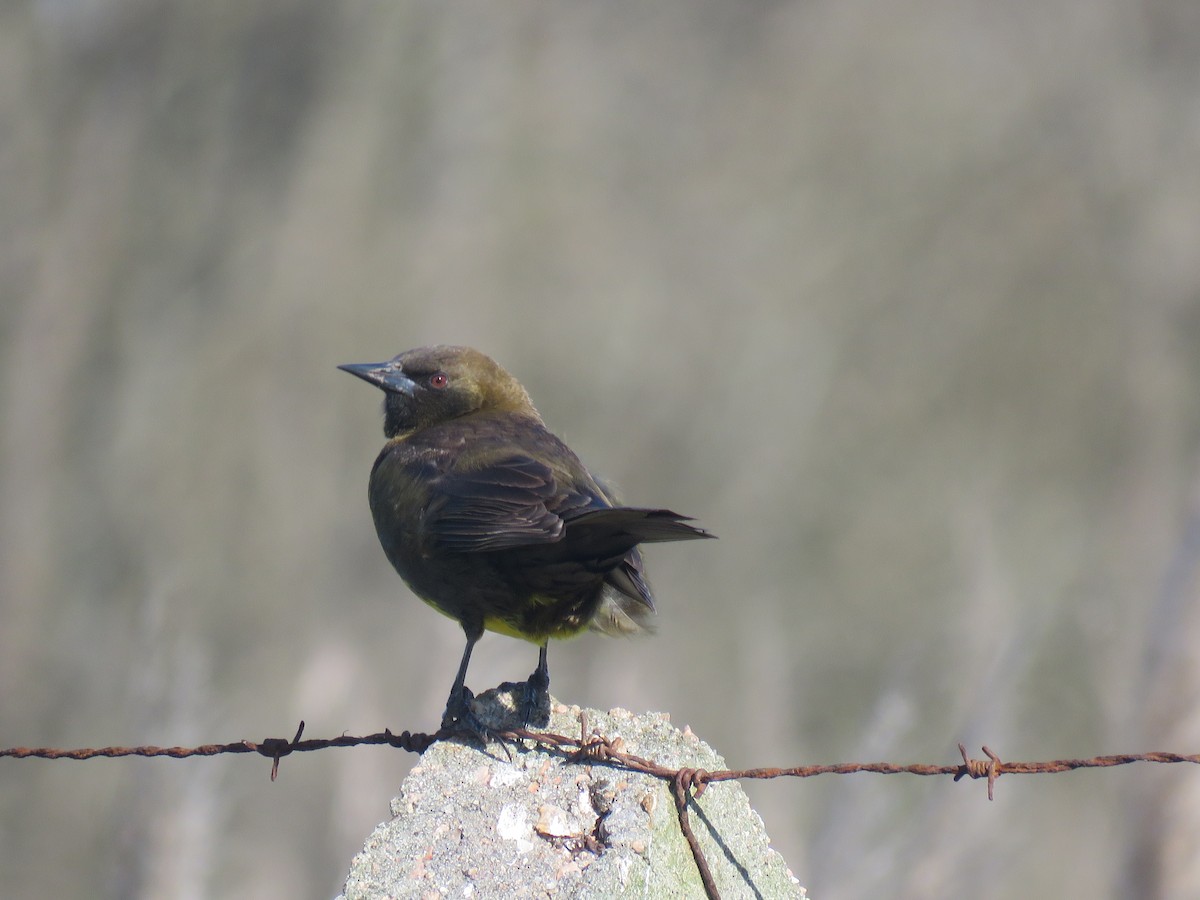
[416,593,593,643]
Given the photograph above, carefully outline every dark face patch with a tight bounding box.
[383,390,419,438]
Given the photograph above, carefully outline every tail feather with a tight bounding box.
[566,507,715,543]
[605,556,654,610]
[590,589,657,636]
[565,505,714,637]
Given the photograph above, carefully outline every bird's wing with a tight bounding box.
[423,454,598,553]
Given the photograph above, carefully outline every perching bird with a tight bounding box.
[339,345,713,730]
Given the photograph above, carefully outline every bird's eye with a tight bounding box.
[428,372,449,389]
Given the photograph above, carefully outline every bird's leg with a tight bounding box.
[520,642,551,727]
[441,623,482,731]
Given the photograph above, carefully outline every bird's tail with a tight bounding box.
[564,508,710,643]
[567,507,715,542]
[583,508,715,637]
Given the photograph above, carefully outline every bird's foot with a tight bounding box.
[519,668,551,728]
[440,685,489,741]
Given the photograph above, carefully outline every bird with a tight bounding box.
[339,345,714,730]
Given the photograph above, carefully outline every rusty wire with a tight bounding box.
[0,722,437,781]
[6,726,1200,900]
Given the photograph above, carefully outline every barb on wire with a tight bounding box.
[955,742,1002,800]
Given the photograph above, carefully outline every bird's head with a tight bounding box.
[339,345,539,437]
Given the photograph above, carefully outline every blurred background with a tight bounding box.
[3,1,1200,897]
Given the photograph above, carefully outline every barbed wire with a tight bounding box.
[5,724,1200,900]
[0,722,437,780]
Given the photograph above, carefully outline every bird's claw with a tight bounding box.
[440,685,481,733]
[519,673,551,728]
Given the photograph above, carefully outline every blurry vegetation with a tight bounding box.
[3,1,1200,898]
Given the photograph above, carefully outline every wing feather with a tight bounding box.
[424,455,595,553]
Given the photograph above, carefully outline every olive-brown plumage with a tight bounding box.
[340,345,713,728]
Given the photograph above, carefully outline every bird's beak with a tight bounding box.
[338,361,417,396]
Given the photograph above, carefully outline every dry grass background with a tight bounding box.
[3,2,1200,897]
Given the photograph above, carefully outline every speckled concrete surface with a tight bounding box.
[337,689,804,899]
